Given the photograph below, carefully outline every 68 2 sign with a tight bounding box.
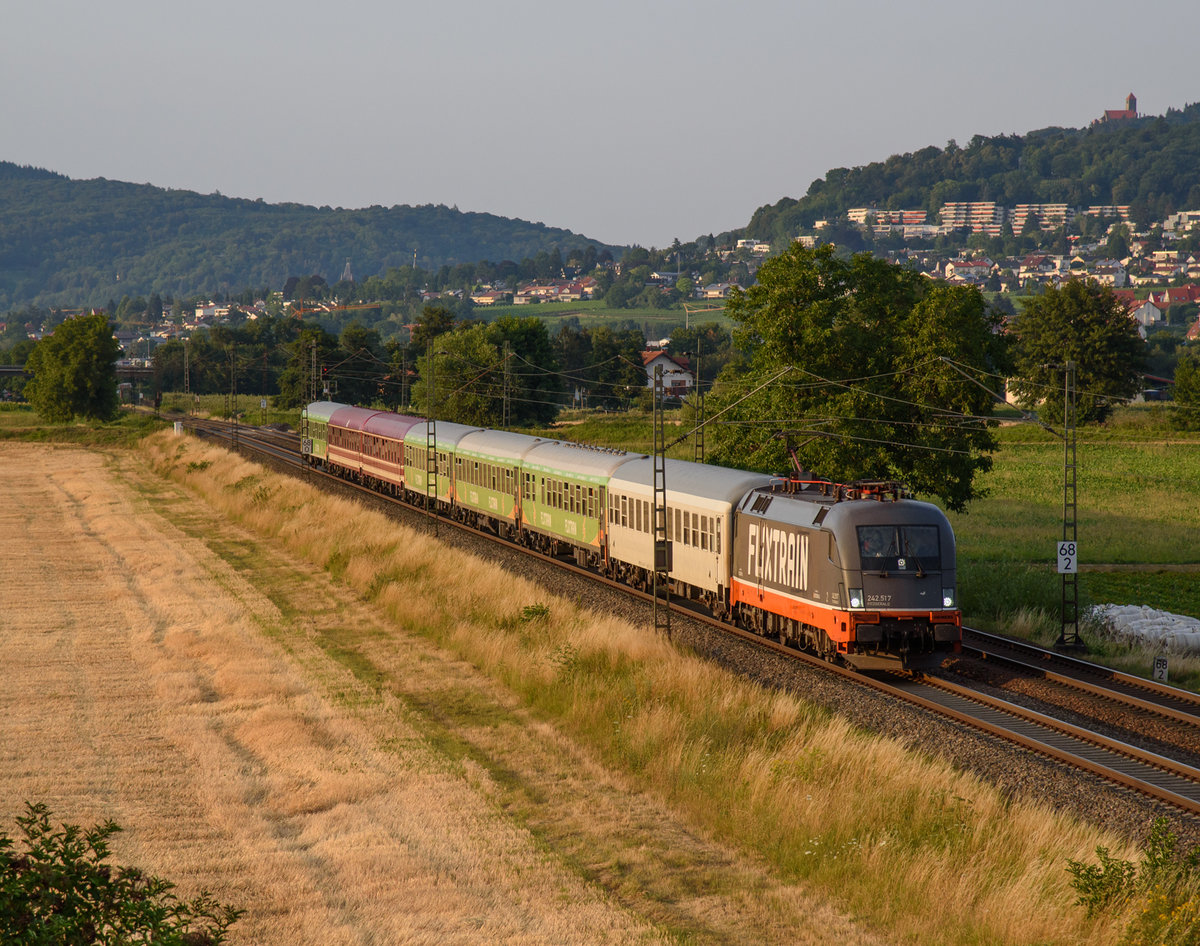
[1057,541,1078,574]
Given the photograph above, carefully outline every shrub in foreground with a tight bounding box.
[0,802,242,945]
[1068,818,1200,944]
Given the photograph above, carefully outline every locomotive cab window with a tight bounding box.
[857,525,940,570]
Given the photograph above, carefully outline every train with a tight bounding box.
[301,400,961,670]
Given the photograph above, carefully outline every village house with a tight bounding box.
[1128,298,1164,331]
[1088,260,1127,288]
[943,258,994,285]
[641,350,693,396]
[511,278,599,305]
[469,288,509,306]
[194,301,230,320]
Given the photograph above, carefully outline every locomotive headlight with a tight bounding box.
[942,588,956,608]
[848,588,863,609]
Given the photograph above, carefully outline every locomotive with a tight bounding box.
[302,401,961,670]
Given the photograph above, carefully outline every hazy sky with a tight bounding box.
[4,1,1198,249]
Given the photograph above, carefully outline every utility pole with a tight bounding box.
[309,341,319,404]
[692,342,705,464]
[1057,360,1081,650]
[229,342,239,452]
[183,338,190,414]
[651,364,671,639]
[502,340,512,428]
[401,348,410,410]
[426,351,439,535]
[260,351,268,426]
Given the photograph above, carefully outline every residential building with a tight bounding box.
[939,202,1006,236]
[1011,204,1074,233]
[641,350,693,395]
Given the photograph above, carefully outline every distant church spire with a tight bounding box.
[1126,92,1137,115]
[341,258,354,282]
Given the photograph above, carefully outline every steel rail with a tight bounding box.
[963,627,1200,726]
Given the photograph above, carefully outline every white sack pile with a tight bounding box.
[1089,603,1200,654]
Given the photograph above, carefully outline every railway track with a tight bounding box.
[962,627,1200,726]
[179,414,1200,817]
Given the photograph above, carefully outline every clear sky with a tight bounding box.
[3,0,1198,250]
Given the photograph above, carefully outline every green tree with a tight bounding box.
[1009,279,1146,425]
[408,306,456,357]
[0,802,241,944]
[336,322,387,405]
[706,244,1006,512]
[483,316,562,425]
[1105,224,1131,259]
[586,325,646,410]
[410,326,500,425]
[277,326,341,408]
[1173,346,1200,428]
[24,312,122,422]
[668,322,735,382]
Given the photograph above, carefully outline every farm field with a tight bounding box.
[0,432,1136,944]
[947,418,1200,687]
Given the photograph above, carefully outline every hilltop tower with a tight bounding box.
[1094,93,1138,125]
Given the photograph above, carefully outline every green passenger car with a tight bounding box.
[452,429,547,529]
[519,440,644,561]
[301,400,341,464]
[402,421,483,504]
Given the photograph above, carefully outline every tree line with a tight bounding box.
[9,248,1189,513]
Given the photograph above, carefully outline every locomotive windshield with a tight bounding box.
[857,525,940,571]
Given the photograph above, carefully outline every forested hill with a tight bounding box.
[747,102,1200,242]
[0,163,619,309]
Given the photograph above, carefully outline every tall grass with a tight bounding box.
[143,430,1136,945]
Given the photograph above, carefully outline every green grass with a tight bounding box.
[0,404,169,447]
[158,392,301,428]
[525,409,699,458]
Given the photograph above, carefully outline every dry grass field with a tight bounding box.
[0,440,901,944]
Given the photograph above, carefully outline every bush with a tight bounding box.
[0,802,242,945]
[1067,818,1200,943]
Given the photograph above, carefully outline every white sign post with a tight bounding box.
[1056,541,1078,574]
[1153,655,1169,683]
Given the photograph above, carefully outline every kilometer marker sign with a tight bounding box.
[1057,541,1078,574]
